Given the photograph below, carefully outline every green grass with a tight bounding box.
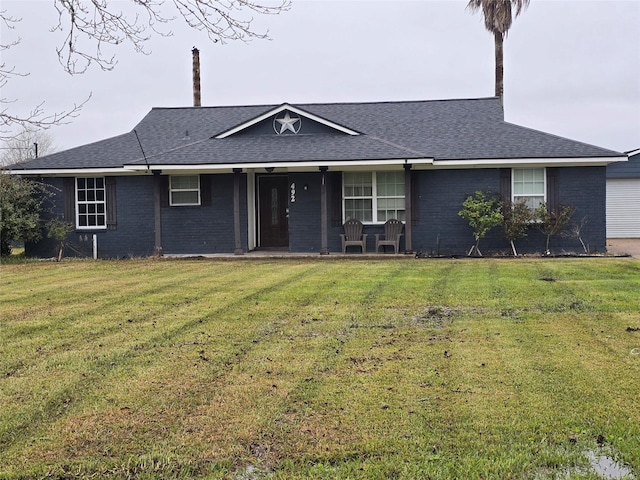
[1,258,639,479]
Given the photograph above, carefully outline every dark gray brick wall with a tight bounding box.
[409,167,606,255]
[25,176,156,258]
[288,172,321,252]
[74,176,156,258]
[25,166,606,257]
[560,166,606,252]
[411,169,502,256]
[161,174,248,254]
[506,166,606,254]
[102,176,156,258]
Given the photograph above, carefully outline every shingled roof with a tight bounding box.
[9,97,624,173]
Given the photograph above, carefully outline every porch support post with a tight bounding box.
[319,166,329,255]
[152,170,163,256]
[404,163,413,254]
[233,168,244,255]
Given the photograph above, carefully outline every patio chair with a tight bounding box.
[341,219,368,253]
[375,219,404,254]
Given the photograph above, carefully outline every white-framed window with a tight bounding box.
[343,171,405,223]
[76,177,106,229]
[513,168,546,209]
[170,175,201,206]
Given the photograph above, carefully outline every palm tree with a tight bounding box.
[467,0,530,98]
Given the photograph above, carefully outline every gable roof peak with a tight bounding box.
[214,102,361,138]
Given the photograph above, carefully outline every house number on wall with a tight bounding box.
[290,182,296,203]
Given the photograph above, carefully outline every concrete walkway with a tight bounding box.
[164,241,640,260]
[165,252,416,260]
[607,239,640,258]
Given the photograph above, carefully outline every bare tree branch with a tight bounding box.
[1,1,290,140]
[51,0,291,73]
[1,10,91,140]
[0,96,90,142]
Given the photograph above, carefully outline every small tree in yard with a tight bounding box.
[458,191,503,257]
[503,199,534,256]
[46,219,75,262]
[534,203,575,255]
[562,216,590,254]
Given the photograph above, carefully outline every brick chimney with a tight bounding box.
[192,47,201,107]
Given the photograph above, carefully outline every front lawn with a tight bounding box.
[1,258,639,479]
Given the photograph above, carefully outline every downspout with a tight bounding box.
[153,170,163,256]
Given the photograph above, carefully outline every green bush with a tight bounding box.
[0,173,48,256]
[503,199,535,256]
[534,203,575,255]
[458,190,503,256]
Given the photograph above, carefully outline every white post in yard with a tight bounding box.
[92,234,98,259]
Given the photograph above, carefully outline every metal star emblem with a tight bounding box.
[274,111,301,134]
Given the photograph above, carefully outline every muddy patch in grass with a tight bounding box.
[349,322,396,330]
[412,306,472,328]
[540,276,557,282]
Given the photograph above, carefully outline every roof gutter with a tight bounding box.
[433,156,627,168]
[124,158,435,172]
[7,155,624,176]
[6,167,141,176]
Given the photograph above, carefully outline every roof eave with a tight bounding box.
[8,155,622,175]
[625,148,640,157]
[433,156,626,168]
[125,158,434,172]
[6,167,142,176]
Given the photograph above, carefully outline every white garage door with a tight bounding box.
[607,179,640,238]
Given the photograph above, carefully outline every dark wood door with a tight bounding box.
[259,175,289,248]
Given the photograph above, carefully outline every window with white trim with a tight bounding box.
[513,168,545,209]
[76,177,106,229]
[343,171,405,223]
[170,175,201,206]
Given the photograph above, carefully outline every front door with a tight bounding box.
[258,175,289,248]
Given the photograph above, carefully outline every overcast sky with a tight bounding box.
[2,0,639,155]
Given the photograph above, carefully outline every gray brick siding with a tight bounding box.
[25,166,606,258]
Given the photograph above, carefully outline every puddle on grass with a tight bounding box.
[536,450,636,480]
[586,450,635,480]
